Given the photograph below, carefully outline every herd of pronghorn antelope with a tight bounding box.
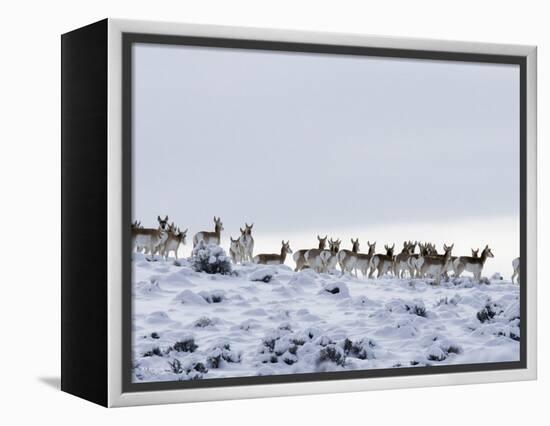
[131,216,521,285]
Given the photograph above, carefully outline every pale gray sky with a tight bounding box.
[132,43,520,273]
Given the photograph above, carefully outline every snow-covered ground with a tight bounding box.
[132,253,520,383]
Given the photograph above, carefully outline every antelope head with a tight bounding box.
[281,240,292,254]
[317,235,328,249]
[384,244,395,257]
[244,223,254,235]
[329,238,341,254]
[482,245,494,258]
[213,216,224,232]
[367,241,376,255]
[351,238,360,253]
[177,228,188,244]
[471,248,479,257]
[157,215,169,230]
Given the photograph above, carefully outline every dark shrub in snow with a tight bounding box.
[342,338,376,360]
[199,290,226,304]
[404,302,427,317]
[150,332,160,339]
[262,336,277,353]
[318,345,346,366]
[168,358,183,374]
[249,268,275,283]
[206,343,241,368]
[194,317,216,328]
[426,345,447,362]
[445,345,462,355]
[193,362,208,374]
[191,241,232,275]
[171,337,198,353]
[320,282,350,297]
[169,359,208,376]
[477,303,501,323]
[143,347,162,357]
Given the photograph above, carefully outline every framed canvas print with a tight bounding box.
[61,18,537,407]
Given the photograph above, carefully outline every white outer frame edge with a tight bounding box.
[107,18,537,407]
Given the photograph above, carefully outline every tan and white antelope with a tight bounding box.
[193,216,224,248]
[293,235,327,272]
[337,238,360,276]
[253,240,292,265]
[132,215,169,260]
[162,227,187,260]
[393,241,415,278]
[321,238,342,273]
[304,238,340,273]
[229,236,242,264]
[238,223,254,263]
[407,242,430,278]
[419,243,454,285]
[369,244,395,278]
[355,241,376,277]
[511,257,520,284]
[454,245,494,282]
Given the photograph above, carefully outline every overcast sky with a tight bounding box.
[132,43,520,273]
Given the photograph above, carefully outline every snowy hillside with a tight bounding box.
[132,254,520,383]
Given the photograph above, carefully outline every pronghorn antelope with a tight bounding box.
[354,241,376,277]
[253,240,292,265]
[238,223,254,263]
[511,257,520,285]
[435,243,457,278]
[321,238,342,273]
[454,245,494,282]
[419,243,454,285]
[369,244,395,278]
[293,235,327,272]
[393,241,415,278]
[162,227,187,260]
[471,248,479,257]
[407,242,430,278]
[304,238,340,273]
[229,236,242,264]
[193,216,224,248]
[337,238,360,276]
[132,215,169,260]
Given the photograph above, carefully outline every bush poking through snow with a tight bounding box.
[168,358,208,377]
[143,347,163,357]
[342,338,376,360]
[318,345,346,366]
[206,343,241,368]
[249,268,276,283]
[194,317,217,328]
[168,358,183,374]
[477,303,502,323]
[404,302,427,317]
[320,282,350,297]
[199,290,226,304]
[426,345,447,362]
[191,241,232,275]
[171,337,198,353]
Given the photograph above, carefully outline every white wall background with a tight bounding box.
[0,0,546,424]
